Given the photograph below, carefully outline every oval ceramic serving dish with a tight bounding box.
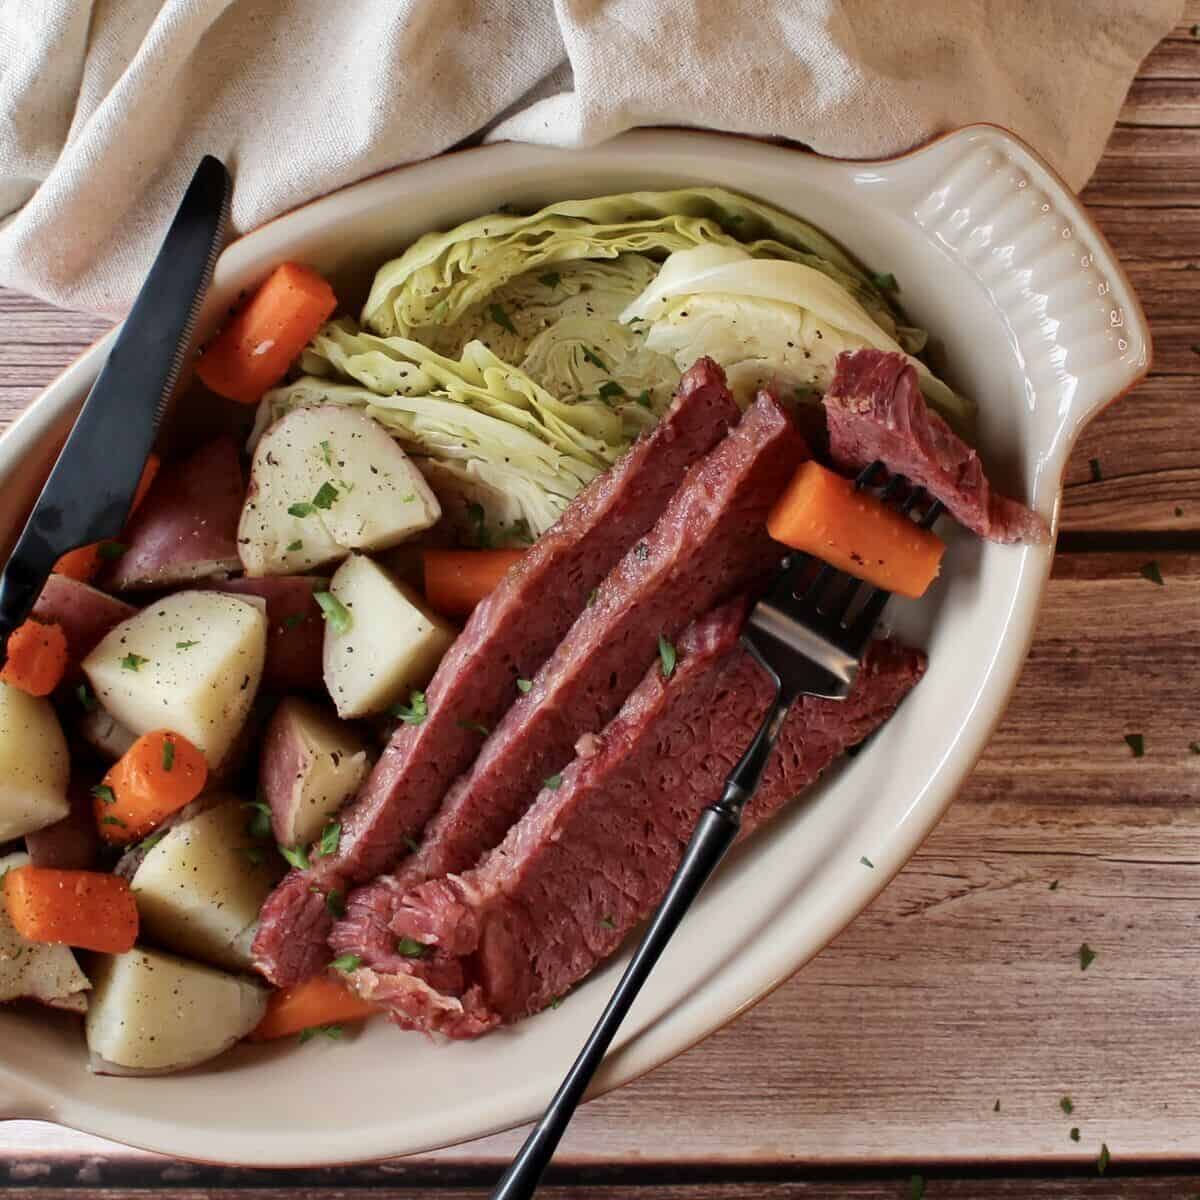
[0,125,1149,1165]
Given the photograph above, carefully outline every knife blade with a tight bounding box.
[0,155,231,654]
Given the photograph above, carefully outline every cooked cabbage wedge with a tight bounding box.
[621,244,968,427]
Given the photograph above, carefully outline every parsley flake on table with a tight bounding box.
[161,738,175,772]
[396,937,428,959]
[1070,1127,1080,1142]
[1060,1096,1074,1114]
[1049,879,1060,891]
[331,953,361,974]
[120,653,149,671]
[582,345,608,370]
[317,821,341,858]
[993,1099,1001,1112]
[91,784,116,805]
[860,856,875,869]
[1078,942,1097,971]
[1190,741,1200,755]
[516,678,533,694]
[1124,733,1145,758]
[488,303,517,334]
[391,690,428,724]
[279,843,311,872]
[1139,560,1164,585]
[1088,457,1103,483]
[314,590,352,635]
[658,633,676,678]
[242,800,272,840]
[312,481,339,510]
[1097,1143,1110,1174]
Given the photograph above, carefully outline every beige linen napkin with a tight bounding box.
[0,0,1182,315]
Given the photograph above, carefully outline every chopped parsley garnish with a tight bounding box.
[314,590,352,635]
[1078,942,1097,971]
[587,587,599,607]
[320,439,333,467]
[582,345,608,370]
[288,501,316,518]
[325,888,346,918]
[1124,733,1145,758]
[400,493,416,504]
[1089,457,1102,482]
[860,855,874,869]
[457,717,490,736]
[299,1024,343,1043]
[870,271,899,292]
[1070,1127,1080,1142]
[396,936,428,958]
[600,915,616,929]
[312,481,338,510]
[466,501,493,548]
[175,639,199,650]
[391,690,428,724]
[331,953,361,973]
[91,784,116,805]
[317,821,341,858]
[242,800,272,840]
[635,389,652,409]
[634,542,650,560]
[138,829,168,854]
[1190,741,1200,755]
[1097,1143,1110,1174]
[1060,1096,1074,1114]
[597,380,626,402]
[1049,879,1059,891]
[286,539,303,553]
[120,653,149,672]
[908,1175,924,1200]
[544,773,563,791]
[516,678,533,694]
[488,303,517,334]
[76,682,97,711]
[657,634,676,678]
[161,737,175,772]
[240,846,266,866]
[539,272,562,289]
[1139,560,1164,585]
[279,843,311,872]
[282,613,305,630]
[549,995,563,1009]
[101,815,126,828]
[97,541,128,561]
[993,1099,1001,1112]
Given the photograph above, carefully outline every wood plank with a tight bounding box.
[2,555,1197,1168]
[1120,77,1200,126]
[1082,127,1200,206]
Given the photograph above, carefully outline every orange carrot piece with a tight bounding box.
[96,730,208,844]
[767,460,945,600]
[0,620,69,697]
[196,263,337,405]
[51,455,161,581]
[250,974,377,1041]
[3,865,138,953]
[423,549,525,618]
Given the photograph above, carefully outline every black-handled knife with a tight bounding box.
[0,155,231,661]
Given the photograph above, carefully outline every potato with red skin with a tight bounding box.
[31,576,136,674]
[25,776,103,870]
[259,697,369,847]
[202,576,328,691]
[102,438,244,591]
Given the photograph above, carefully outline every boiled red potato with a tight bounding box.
[260,697,369,847]
[0,681,69,841]
[0,852,90,1014]
[85,946,268,1075]
[204,575,328,691]
[322,554,456,719]
[82,591,267,769]
[102,438,245,592]
[78,706,137,762]
[24,776,102,870]
[31,576,136,673]
[238,408,441,576]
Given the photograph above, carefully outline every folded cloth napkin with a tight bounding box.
[0,0,1182,315]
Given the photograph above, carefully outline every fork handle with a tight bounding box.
[489,692,789,1200]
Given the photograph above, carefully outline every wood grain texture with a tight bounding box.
[0,10,1197,1180]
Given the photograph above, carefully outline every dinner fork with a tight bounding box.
[490,461,943,1200]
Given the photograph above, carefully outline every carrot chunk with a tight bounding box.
[767,461,944,599]
[51,454,161,582]
[95,730,208,844]
[422,549,525,618]
[3,865,138,953]
[196,263,337,405]
[0,620,69,696]
[250,974,377,1041]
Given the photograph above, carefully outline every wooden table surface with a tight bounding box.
[3,13,1199,1198]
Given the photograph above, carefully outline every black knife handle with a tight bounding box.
[0,554,50,656]
[489,690,789,1200]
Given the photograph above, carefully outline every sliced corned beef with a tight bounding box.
[251,358,739,986]
[339,391,806,923]
[824,349,1048,544]
[334,600,925,1035]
